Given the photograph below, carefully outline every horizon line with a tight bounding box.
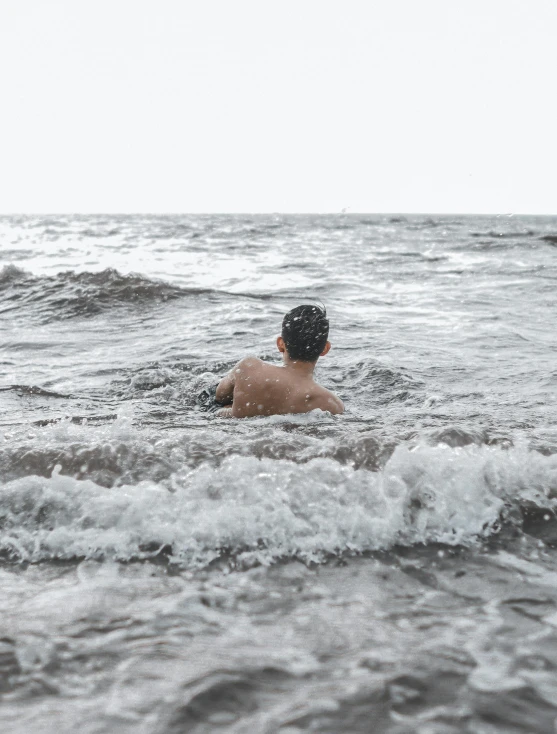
[1,211,556,217]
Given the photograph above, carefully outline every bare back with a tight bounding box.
[217,358,344,418]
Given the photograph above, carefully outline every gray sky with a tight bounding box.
[1,0,555,213]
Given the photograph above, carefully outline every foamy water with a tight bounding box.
[1,214,557,732]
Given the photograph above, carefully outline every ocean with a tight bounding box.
[1,213,557,733]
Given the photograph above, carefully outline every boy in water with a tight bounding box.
[215,304,344,418]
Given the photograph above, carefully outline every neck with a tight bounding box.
[282,354,316,378]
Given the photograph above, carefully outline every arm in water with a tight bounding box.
[215,358,255,417]
[215,361,243,416]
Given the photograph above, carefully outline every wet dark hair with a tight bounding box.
[281,304,329,362]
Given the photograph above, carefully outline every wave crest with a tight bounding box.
[0,266,281,321]
[0,264,27,284]
[0,267,186,321]
[1,445,556,567]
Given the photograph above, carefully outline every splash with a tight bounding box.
[1,444,556,567]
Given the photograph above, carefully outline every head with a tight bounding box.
[277,304,331,363]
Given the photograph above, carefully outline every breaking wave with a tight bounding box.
[1,444,556,567]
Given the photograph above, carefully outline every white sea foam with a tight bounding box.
[1,444,556,567]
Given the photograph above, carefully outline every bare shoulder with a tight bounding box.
[315,386,344,415]
[233,356,264,378]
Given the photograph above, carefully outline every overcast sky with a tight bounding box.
[0,0,555,213]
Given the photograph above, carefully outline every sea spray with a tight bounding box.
[2,444,556,566]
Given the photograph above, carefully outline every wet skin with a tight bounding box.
[215,337,344,418]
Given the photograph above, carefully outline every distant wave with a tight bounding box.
[0,384,71,398]
[470,230,536,239]
[0,264,27,283]
[0,266,275,322]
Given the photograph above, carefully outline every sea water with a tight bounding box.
[1,214,557,733]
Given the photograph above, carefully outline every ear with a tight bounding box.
[320,341,331,357]
[277,336,286,353]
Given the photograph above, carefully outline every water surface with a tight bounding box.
[1,214,557,733]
